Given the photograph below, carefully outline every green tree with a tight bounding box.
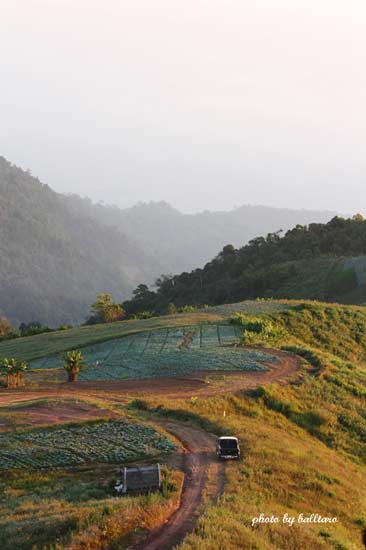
[0,316,13,338]
[90,293,126,323]
[63,350,85,382]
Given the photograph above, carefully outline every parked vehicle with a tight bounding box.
[216,436,240,459]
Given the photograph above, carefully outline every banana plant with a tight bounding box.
[0,357,27,388]
[63,350,86,382]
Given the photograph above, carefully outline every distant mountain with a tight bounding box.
[122,216,366,314]
[0,155,338,325]
[67,198,337,276]
[0,157,151,326]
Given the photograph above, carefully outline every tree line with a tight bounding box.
[122,215,366,314]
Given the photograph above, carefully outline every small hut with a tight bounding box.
[116,464,162,494]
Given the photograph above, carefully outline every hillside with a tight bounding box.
[0,156,337,326]
[0,157,151,326]
[68,197,336,275]
[123,216,366,314]
[2,300,366,548]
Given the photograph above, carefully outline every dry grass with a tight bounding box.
[134,393,366,550]
[0,465,182,550]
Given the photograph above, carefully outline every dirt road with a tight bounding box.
[0,347,301,407]
[131,422,225,550]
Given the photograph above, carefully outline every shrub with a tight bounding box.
[19,322,53,337]
[133,310,156,319]
[166,303,177,315]
[178,305,197,313]
[230,313,287,345]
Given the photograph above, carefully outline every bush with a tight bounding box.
[230,313,287,345]
[132,311,156,320]
[166,303,177,315]
[19,322,53,337]
[178,305,197,313]
[281,345,325,372]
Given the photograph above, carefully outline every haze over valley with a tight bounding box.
[0,156,338,325]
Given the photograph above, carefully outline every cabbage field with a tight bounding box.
[29,324,279,381]
[0,419,175,469]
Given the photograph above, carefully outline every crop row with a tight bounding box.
[29,324,279,381]
[29,325,242,369]
[78,347,276,381]
[0,420,176,469]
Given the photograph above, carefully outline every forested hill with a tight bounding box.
[0,155,337,325]
[68,198,336,275]
[0,157,151,326]
[123,216,366,314]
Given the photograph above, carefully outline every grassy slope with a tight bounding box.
[135,394,365,550]
[129,301,366,550]
[0,312,222,362]
[3,300,366,549]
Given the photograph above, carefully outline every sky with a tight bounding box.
[1,0,365,213]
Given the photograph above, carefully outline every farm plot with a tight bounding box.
[29,324,278,381]
[0,419,175,469]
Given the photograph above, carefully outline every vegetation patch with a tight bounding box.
[28,325,277,381]
[0,466,182,550]
[230,313,287,345]
[0,419,176,469]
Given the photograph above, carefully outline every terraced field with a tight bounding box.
[29,325,279,381]
[0,300,294,363]
[0,419,175,469]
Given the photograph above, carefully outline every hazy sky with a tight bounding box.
[1,1,365,213]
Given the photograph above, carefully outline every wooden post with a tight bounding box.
[157,463,161,488]
[123,467,127,493]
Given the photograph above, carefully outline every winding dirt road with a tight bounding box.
[0,347,301,407]
[130,422,225,550]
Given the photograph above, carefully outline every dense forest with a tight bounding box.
[0,155,335,326]
[0,157,151,326]
[123,216,366,314]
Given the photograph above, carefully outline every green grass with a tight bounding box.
[230,301,366,362]
[197,300,294,316]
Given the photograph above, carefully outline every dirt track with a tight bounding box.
[0,347,300,407]
[131,422,225,550]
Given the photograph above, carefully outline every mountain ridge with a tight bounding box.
[0,155,338,325]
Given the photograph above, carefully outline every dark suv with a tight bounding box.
[216,436,240,459]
